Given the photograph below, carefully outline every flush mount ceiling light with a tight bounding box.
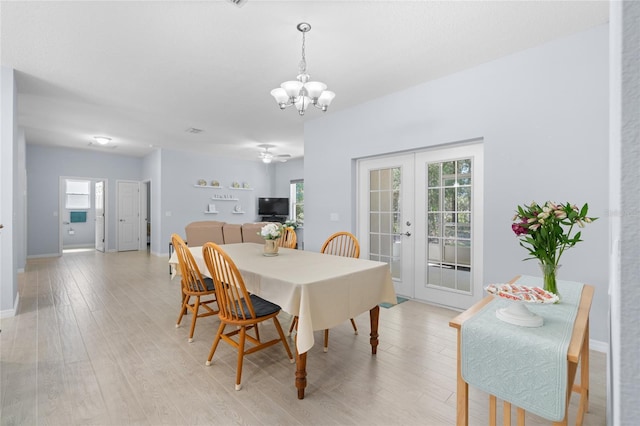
[270,22,335,116]
[93,136,111,145]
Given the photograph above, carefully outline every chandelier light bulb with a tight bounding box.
[270,22,335,116]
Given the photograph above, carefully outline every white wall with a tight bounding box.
[304,25,610,344]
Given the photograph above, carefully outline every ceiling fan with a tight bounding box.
[258,144,291,164]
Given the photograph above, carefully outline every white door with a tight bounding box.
[117,180,140,251]
[358,143,484,310]
[95,180,105,252]
[414,144,484,309]
[358,154,415,298]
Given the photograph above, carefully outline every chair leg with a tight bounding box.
[206,323,226,366]
[324,329,329,352]
[176,295,189,328]
[188,297,201,342]
[350,318,358,335]
[288,316,298,336]
[235,326,247,391]
[273,317,294,362]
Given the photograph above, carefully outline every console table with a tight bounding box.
[449,276,594,425]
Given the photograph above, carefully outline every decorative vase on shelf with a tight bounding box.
[264,239,279,256]
[539,263,561,298]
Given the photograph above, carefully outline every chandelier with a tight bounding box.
[270,22,335,116]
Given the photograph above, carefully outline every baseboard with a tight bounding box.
[590,339,608,354]
[27,253,61,259]
[0,292,20,318]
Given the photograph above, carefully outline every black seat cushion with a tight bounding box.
[197,277,215,292]
[236,294,281,318]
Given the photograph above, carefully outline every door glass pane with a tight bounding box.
[369,166,402,282]
[425,157,473,294]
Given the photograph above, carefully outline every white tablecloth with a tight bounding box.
[169,243,397,353]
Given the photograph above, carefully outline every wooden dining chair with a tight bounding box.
[288,231,361,351]
[171,233,219,342]
[202,242,294,391]
[278,226,297,249]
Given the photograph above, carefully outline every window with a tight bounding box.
[290,179,304,225]
[65,179,91,209]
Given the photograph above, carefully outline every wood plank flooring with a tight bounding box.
[1,249,606,425]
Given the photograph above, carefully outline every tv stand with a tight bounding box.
[261,215,286,223]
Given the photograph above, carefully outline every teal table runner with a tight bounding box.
[461,275,584,421]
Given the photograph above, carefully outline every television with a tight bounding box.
[258,197,289,216]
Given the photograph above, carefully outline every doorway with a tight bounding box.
[357,142,484,311]
[58,176,108,255]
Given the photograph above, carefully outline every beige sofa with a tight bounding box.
[184,221,271,246]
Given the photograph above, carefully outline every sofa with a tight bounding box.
[184,221,271,246]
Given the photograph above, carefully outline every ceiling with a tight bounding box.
[1,1,609,161]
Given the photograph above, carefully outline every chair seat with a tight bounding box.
[202,277,215,292]
[236,294,281,318]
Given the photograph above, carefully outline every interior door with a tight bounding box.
[117,180,140,251]
[414,143,484,309]
[95,180,105,252]
[358,154,415,298]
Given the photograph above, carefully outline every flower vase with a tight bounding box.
[539,263,560,298]
[264,239,279,256]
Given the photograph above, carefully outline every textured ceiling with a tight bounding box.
[1,1,609,161]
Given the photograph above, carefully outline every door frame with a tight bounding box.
[58,176,108,255]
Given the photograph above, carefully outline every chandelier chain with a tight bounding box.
[299,31,307,74]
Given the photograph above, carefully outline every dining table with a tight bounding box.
[169,242,397,399]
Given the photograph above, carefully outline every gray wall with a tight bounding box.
[0,66,18,315]
[157,148,275,255]
[304,26,609,344]
[26,145,143,256]
[274,157,304,197]
[610,2,640,423]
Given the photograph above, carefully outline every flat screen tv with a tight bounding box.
[258,197,289,216]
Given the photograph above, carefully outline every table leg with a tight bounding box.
[456,330,469,426]
[295,350,307,399]
[576,318,590,425]
[369,305,380,354]
[503,401,511,426]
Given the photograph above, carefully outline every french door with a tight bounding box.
[358,143,484,310]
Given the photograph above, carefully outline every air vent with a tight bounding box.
[185,128,204,134]
[227,0,247,7]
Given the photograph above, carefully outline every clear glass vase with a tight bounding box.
[264,239,279,255]
[539,262,560,297]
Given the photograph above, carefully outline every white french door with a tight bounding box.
[358,155,415,297]
[358,143,484,310]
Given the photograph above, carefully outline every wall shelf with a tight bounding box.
[231,211,245,214]
[204,211,219,214]
[229,187,253,191]
[194,185,222,189]
[211,197,239,201]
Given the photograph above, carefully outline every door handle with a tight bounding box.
[395,232,412,237]
[120,219,125,222]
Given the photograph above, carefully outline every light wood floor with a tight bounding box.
[1,249,606,425]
